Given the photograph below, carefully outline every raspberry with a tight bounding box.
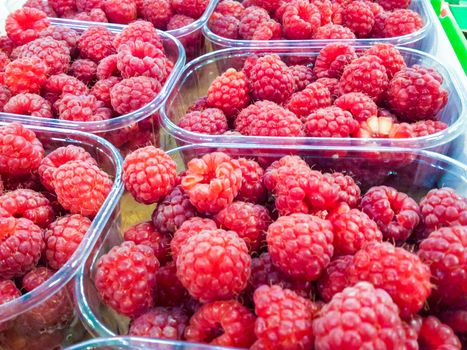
[0,85,11,112]
[181,152,243,214]
[101,0,137,23]
[76,0,104,12]
[0,218,44,279]
[129,307,188,339]
[49,0,77,15]
[409,120,448,137]
[24,0,57,16]
[113,21,163,51]
[418,316,462,350]
[216,0,245,18]
[236,158,267,204]
[0,123,44,176]
[110,76,161,114]
[176,229,251,302]
[73,8,108,22]
[4,57,48,95]
[96,55,120,80]
[0,51,10,73]
[288,65,315,92]
[267,213,334,280]
[317,255,352,302]
[313,282,406,350]
[342,1,375,37]
[418,226,467,308]
[123,146,177,204]
[246,54,294,104]
[95,241,159,317]
[5,8,50,45]
[210,14,240,39]
[375,0,409,10]
[253,285,315,350]
[361,186,420,243]
[91,77,121,107]
[0,280,21,305]
[54,160,113,217]
[70,59,97,84]
[365,43,406,78]
[304,106,359,138]
[3,93,52,118]
[313,23,356,39]
[141,0,173,29]
[0,36,15,56]
[154,262,189,307]
[252,21,282,43]
[314,43,357,79]
[170,217,217,258]
[77,26,115,62]
[250,0,282,12]
[43,74,89,105]
[329,172,361,207]
[386,66,448,121]
[123,221,170,264]
[172,0,208,18]
[57,94,112,122]
[383,9,423,37]
[370,10,388,37]
[334,92,378,122]
[179,108,228,135]
[40,26,79,51]
[286,82,332,119]
[282,0,322,39]
[238,7,270,39]
[438,309,467,334]
[348,242,431,317]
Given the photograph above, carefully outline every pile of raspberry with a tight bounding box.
[0,122,114,348]
[177,43,449,141]
[209,0,424,40]
[92,145,466,349]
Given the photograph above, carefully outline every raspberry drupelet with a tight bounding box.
[129,307,188,340]
[170,217,217,259]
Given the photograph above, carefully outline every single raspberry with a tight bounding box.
[176,229,251,302]
[361,185,420,243]
[49,0,77,15]
[314,43,357,79]
[69,59,97,84]
[253,285,315,350]
[216,0,245,19]
[172,0,208,18]
[364,43,406,78]
[3,93,52,118]
[43,74,89,105]
[282,0,322,39]
[91,77,121,108]
[348,242,431,317]
[113,21,164,51]
[95,241,159,317]
[39,26,79,52]
[0,123,44,176]
[73,8,108,22]
[386,66,448,121]
[304,106,359,138]
[5,8,50,45]
[129,307,188,339]
[0,85,11,112]
[110,76,161,114]
[333,92,378,123]
[370,10,388,37]
[419,226,467,308]
[24,0,57,16]
[101,0,136,24]
[313,23,356,39]
[383,9,423,37]
[210,14,240,39]
[286,82,332,119]
[77,26,115,62]
[236,158,267,204]
[141,0,173,29]
[170,217,217,259]
[438,309,467,334]
[246,54,294,104]
[288,65,315,92]
[4,57,48,95]
[418,316,462,350]
[123,221,170,264]
[409,120,448,137]
[263,155,310,191]
[238,7,270,39]
[0,280,21,306]
[181,152,243,214]
[317,255,352,302]
[76,0,104,12]
[313,282,406,350]
[342,1,375,37]
[96,55,120,80]
[57,93,112,122]
[154,262,189,307]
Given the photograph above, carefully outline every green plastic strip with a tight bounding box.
[450,5,467,30]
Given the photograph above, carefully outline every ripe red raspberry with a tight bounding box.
[179,108,228,135]
[39,26,79,52]
[313,23,355,39]
[288,65,315,92]
[49,0,77,15]
[77,26,115,62]
[154,262,189,307]
[123,146,177,204]
[386,66,448,121]
[267,213,334,280]
[438,309,467,334]
[0,51,10,73]
[123,221,170,264]
[361,186,420,243]
[0,36,15,56]
[0,123,44,176]
[96,55,120,80]
[249,0,281,12]
[43,74,89,105]
[216,0,245,18]
[375,0,410,10]
[110,76,161,114]
[328,172,361,208]
[91,77,121,107]
[409,120,448,137]
[185,300,256,347]
[246,54,294,104]
[419,226,467,308]
[95,241,159,317]
[76,0,104,12]
[364,43,406,78]
[102,0,137,24]
[129,307,188,339]
[141,0,173,29]
[24,0,57,16]
[263,155,309,190]
[236,158,267,204]
[5,8,50,45]
[3,93,52,118]
[176,229,251,302]
[73,8,108,22]
[181,152,243,214]
[210,14,240,39]
[253,285,315,350]
[171,217,217,258]
[0,85,11,112]
[113,21,163,51]
[314,43,357,79]
[314,282,407,350]
[238,7,270,39]
[317,255,352,302]
[70,59,97,84]
[249,19,281,40]
[281,0,321,39]
[0,280,21,305]
[383,9,423,37]
[172,0,208,18]
[4,57,48,95]
[348,242,431,317]
[286,82,332,119]
[334,92,378,123]
[57,93,112,122]
[304,106,359,138]
[369,10,388,37]
[342,1,375,37]
[418,316,462,350]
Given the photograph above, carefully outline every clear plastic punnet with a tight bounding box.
[0,123,124,349]
[160,46,467,154]
[75,143,467,348]
[203,0,436,53]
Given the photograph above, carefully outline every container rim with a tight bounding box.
[160,45,467,149]
[0,123,124,323]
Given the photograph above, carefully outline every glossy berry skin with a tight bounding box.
[314,43,357,79]
[3,93,53,118]
[129,307,188,340]
[334,92,378,123]
[418,316,462,350]
[286,82,332,119]
[5,8,50,45]
[236,158,267,204]
[4,57,48,95]
[170,217,217,259]
[317,255,353,302]
[179,108,228,135]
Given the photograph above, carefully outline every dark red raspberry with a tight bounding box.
[313,282,406,350]
[185,300,256,347]
[317,255,352,302]
[288,65,315,92]
[253,285,315,350]
[167,14,196,31]
[171,217,217,258]
[370,10,388,37]
[348,242,431,317]
[49,0,77,15]
[238,7,270,39]
[313,23,355,39]
[250,0,281,12]
[0,85,11,112]
[236,158,267,204]
[141,0,173,29]
[123,146,177,204]
[438,309,467,334]
[365,43,406,78]
[0,51,10,73]
[342,1,375,37]
[216,0,245,18]
[179,108,228,135]
[172,0,208,18]
[176,229,251,302]
[210,14,240,39]
[334,92,378,122]
[419,226,467,308]
[113,21,163,51]
[43,74,89,105]
[386,66,448,121]
[57,94,112,122]
[286,82,332,119]
[0,280,21,305]
[76,0,104,12]
[123,221,170,264]
[102,0,137,24]
[91,77,121,108]
[154,262,189,307]
[327,172,361,208]
[375,0,410,10]
[0,123,44,176]
[304,106,359,138]
[3,93,52,118]
[96,55,120,80]
[77,26,115,62]
[383,9,423,37]
[110,76,161,114]
[282,0,321,39]
[69,59,97,84]
[246,54,294,104]
[0,36,15,56]
[24,0,57,16]
[129,307,188,339]
[409,120,448,137]
[315,77,340,100]
[418,316,462,350]
[314,43,357,79]
[40,26,79,52]
[95,241,159,317]
[4,57,48,95]
[5,8,50,45]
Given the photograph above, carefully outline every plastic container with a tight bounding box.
[203,0,437,53]
[0,123,124,350]
[74,143,467,347]
[0,19,186,154]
